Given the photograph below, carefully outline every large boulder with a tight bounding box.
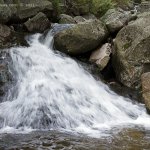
[113,13,150,89]
[0,0,12,23]
[5,0,53,22]
[54,19,108,55]
[101,8,137,33]
[24,12,50,33]
[90,43,112,70]
[141,72,150,112]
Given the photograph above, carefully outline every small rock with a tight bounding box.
[141,72,150,112]
[24,12,50,33]
[90,43,112,70]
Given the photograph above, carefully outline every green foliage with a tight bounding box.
[13,0,20,4]
[90,0,114,17]
[52,0,133,18]
[75,0,90,4]
[51,0,60,15]
[90,0,133,17]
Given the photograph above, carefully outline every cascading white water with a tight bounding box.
[0,25,150,136]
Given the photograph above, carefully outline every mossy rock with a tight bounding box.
[5,0,53,22]
[113,13,150,89]
[0,0,12,23]
[54,19,108,55]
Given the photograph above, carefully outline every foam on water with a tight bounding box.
[0,26,150,137]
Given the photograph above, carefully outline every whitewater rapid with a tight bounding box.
[0,25,150,137]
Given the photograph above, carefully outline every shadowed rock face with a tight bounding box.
[0,24,12,49]
[0,24,29,49]
[113,12,150,89]
[24,12,51,33]
[54,19,108,55]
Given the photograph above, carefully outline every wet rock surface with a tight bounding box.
[0,128,150,150]
[54,19,108,55]
[0,24,29,49]
[0,50,13,100]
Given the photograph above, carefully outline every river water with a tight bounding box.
[0,25,150,149]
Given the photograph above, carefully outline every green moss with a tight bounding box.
[123,42,132,49]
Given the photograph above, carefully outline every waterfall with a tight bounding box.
[0,25,150,137]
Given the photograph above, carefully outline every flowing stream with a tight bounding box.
[0,25,150,138]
